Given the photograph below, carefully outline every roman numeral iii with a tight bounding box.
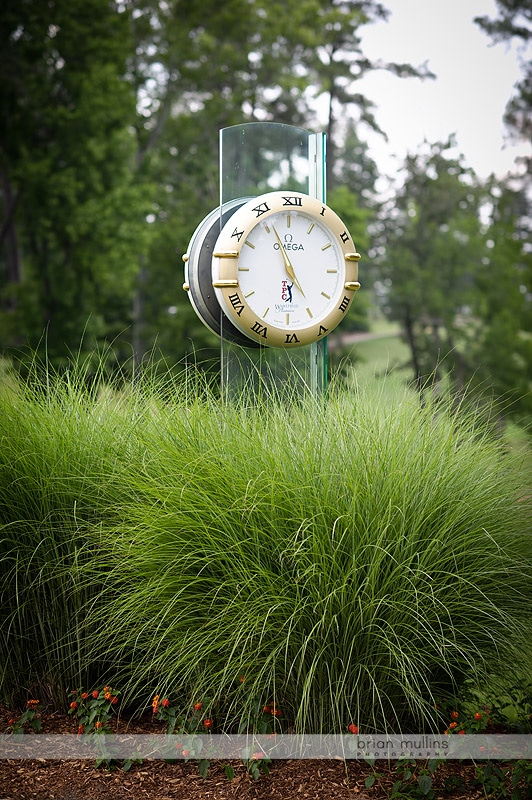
[338,296,350,313]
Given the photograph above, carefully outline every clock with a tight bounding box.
[211,190,361,348]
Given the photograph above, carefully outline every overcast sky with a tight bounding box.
[350,0,531,186]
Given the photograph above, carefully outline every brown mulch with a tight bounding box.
[0,705,487,800]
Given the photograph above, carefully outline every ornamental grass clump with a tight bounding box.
[1,359,531,730]
[82,377,532,733]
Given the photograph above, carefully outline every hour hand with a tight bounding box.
[272,225,305,297]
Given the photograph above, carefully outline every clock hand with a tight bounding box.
[272,225,305,297]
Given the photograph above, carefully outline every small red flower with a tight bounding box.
[348,723,359,734]
[8,719,15,725]
[69,701,78,710]
[271,708,282,717]
[203,718,213,728]
[110,696,118,705]
[263,705,271,714]
[81,692,88,700]
[474,712,482,721]
[77,725,84,735]
[193,702,202,711]
[161,698,170,708]
[182,748,190,757]
[458,729,466,735]
[251,752,263,760]
[450,711,459,720]
[449,722,457,729]
[92,690,99,699]
[239,675,246,683]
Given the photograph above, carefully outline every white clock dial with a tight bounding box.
[212,191,361,348]
[237,210,343,330]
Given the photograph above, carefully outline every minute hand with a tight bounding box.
[272,225,305,297]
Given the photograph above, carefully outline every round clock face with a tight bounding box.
[212,191,360,347]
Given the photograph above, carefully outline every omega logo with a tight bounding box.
[273,233,304,251]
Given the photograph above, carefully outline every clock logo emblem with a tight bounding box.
[281,280,293,303]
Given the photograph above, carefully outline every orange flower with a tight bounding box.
[239,675,246,683]
[8,719,15,725]
[103,686,111,693]
[193,702,202,711]
[450,711,459,720]
[203,718,213,728]
[271,708,282,717]
[81,692,88,700]
[449,722,457,729]
[95,721,103,729]
[104,692,112,700]
[152,695,160,714]
[26,699,40,706]
[251,752,263,760]
[182,749,190,757]
[70,701,78,710]
[348,723,359,734]
[474,712,482,721]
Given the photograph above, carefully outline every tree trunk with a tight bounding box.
[0,171,22,309]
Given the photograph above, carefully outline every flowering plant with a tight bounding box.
[68,686,120,735]
[5,700,42,734]
[439,703,490,735]
[152,694,214,736]
[151,695,215,778]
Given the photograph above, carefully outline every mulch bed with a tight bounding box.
[0,705,493,799]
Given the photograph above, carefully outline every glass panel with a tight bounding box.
[218,123,328,400]
[220,123,311,203]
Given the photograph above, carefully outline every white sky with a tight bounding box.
[351,0,531,185]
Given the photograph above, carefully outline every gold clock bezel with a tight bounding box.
[212,191,361,348]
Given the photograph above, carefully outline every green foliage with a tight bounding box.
[1,361,531,733]
[0,0,155,365]
[376,139,532,423]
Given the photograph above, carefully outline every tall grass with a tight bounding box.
[1,360,531,733]
[0,359,146,705]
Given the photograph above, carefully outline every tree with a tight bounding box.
[377,139,487,393]
[468,181,532,421]
[0,0,153,367]
[378,139,532,422]
[475,1,531,171]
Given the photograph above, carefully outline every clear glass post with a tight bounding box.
[218,123,328,401]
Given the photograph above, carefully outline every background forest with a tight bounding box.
[1,0,531,422]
